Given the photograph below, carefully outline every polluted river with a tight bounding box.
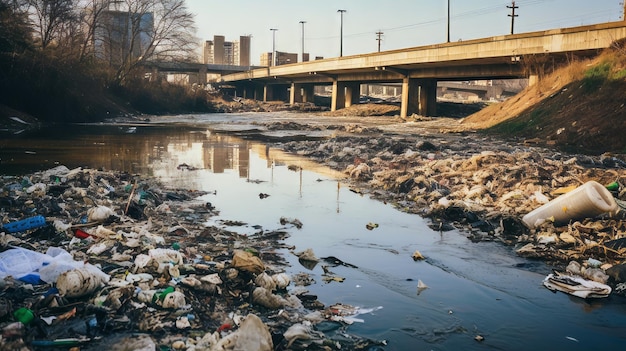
[1,112,626,351]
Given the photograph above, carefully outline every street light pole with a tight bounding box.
[299,21,306,62]
[337,9,346,57]
[447,0,450,42]
[270,28,278,66]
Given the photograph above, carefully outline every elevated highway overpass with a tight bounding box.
[143,62,262,85]
[220,21,626,117]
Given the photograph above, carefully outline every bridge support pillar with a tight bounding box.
[331,81,359,111]
[401,78,437,117]
[198,66,207,85]
[331,80,346,111]
[149,67,158,82]
[263,84,289,102]
[242,85,257,100]
[344,83,360,107]
[290,83,304,105]
[401,78,420,118]
[263,84,273,102]
[302,85,315,103]
[254,85,264,100]
[419,79,437,117]
[528,74,539,87]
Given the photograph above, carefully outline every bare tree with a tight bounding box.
[1,0,29,11]
[76,0,110,61]
[0,0,32,54]
[27,0,76,49]
[95,0,197,84]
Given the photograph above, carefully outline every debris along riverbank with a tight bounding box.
[254,118,626,297]
[0,166,384,350]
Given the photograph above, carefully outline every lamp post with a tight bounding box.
[447,0,450,42]
[299,21,306,62]
[270,28,278,66]
[337,9,346,57]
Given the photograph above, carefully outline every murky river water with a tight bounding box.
[1,115,626,350]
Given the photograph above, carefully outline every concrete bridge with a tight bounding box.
[220,21,626,117]
[144,62,262,85]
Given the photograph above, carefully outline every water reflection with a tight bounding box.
[0,125,343,182]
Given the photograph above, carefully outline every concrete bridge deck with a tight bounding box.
[220,21,626,117]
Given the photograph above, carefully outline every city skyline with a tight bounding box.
[186,0,624,65]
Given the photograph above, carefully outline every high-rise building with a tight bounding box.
[203,35,250,66]
[238,36,250,67]
[94,10,154,65]
[260,52,272,67]
[260,51,298,66]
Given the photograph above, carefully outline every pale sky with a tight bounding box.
[185,0,624,65]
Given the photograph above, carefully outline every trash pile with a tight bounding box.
[0,165,384,350]
[277,131,626,298]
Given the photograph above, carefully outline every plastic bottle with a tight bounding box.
[522,181,617,228]
[13,308,34,324]
[2,215,46,233]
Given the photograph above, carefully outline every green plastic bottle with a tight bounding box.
[14,307,34,324]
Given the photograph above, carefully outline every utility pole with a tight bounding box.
[270,28,278,66]
[338,9,346,57]
[507,1,518,35]
[299,21,306,62]
[376,31,383,52]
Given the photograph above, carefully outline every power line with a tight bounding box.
[307,0,552,41]
[306,0,620,43]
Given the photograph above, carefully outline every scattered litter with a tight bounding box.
[365,222,379,230]
[417,279,429,295]
[412,250,425,261]
[323,304,383,324]
[522,181,617,229]
[1,215,46,233]
[56,264,110,297]
[321,256,358,268]
[0,165,385,350]
[543,272,612,298]
[294,248,319,270]
[280,217,303,229]
[232,250,265,274]
[284,322,322,348]
[9,116,30,124]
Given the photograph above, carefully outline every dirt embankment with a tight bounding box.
[462,49,626,154]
